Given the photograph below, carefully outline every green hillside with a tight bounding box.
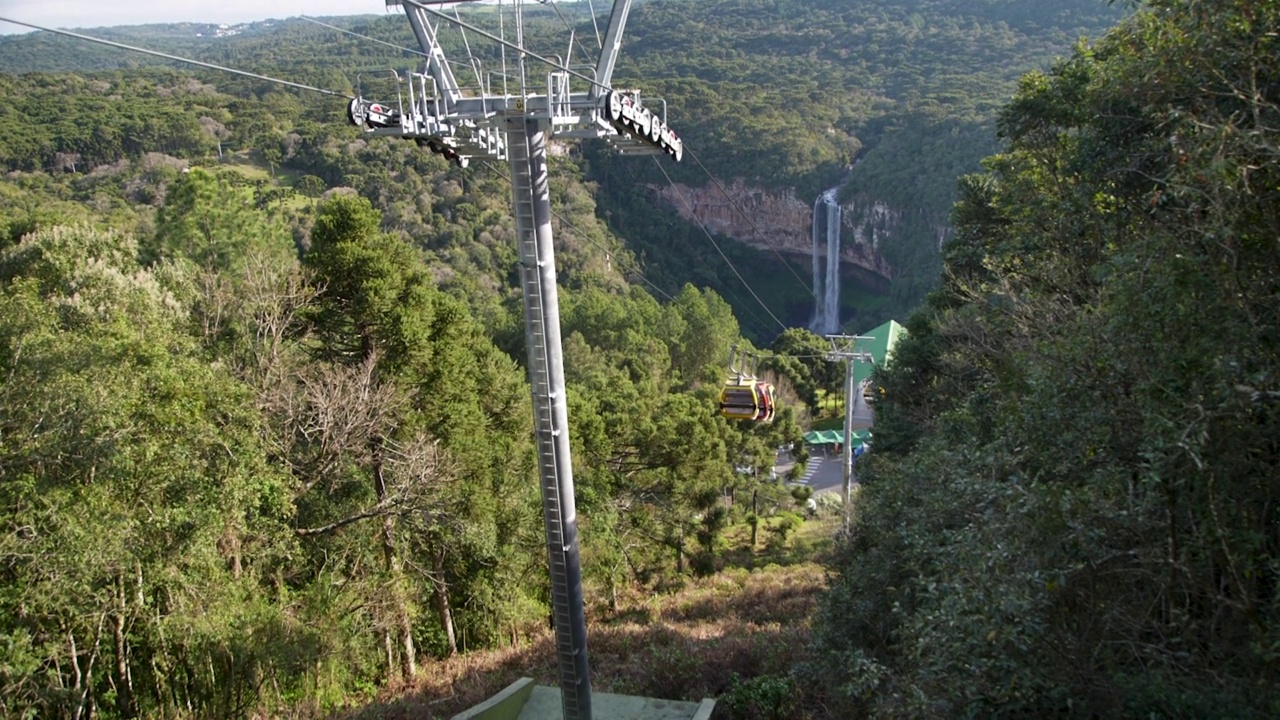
[814,1,1280,715]
[592,0,1127,328]
[0,1,1125,339]
[6,2,1272,719]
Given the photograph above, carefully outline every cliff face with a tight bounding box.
[650,180,901,280]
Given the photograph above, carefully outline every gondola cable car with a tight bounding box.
[719,346,776,423]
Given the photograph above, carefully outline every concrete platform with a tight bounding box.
[518,685,714,720]
[450,678,715,720]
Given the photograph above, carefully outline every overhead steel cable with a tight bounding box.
[479,161,676,302]
[0,14,798,337]
[585,0,604,49]
[0,16,355,99]
[651,157,790,334]
[717,291,778,341]
[544,0,600,68]
[299,14,430,58]
[299,14,490,95]
[400,0,612,92]
[396,4,813,311]
[448,6,492,97]
[683,145,815,295]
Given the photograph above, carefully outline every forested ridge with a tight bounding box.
[0,22,812,716]
[0,171,812,717]
[0,0,1126,338]
[2,0,1276,718]
[588,0,1126,325]
[816,0,1280,716]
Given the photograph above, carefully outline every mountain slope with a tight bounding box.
[0,0,1125,338]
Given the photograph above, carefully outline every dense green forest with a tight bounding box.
[814,0,1280,716]
[0,0,1125,337]
[0,14,814,714]
[0,172,808,717]
[3,0,1276,717]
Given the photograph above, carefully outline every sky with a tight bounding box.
[0,1,392,35]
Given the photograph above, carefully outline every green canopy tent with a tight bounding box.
[803,430,838,445]
[803,429,872,446]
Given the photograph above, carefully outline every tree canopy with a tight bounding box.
[813,1,1280,715]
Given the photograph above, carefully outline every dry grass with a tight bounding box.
[335,519,840,719]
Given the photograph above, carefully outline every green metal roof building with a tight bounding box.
[852,318,907,385]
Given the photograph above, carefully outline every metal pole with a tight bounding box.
[827,334,873,528]
[592,0,634,98]
[509,115,592,720]
[842,355,856,527]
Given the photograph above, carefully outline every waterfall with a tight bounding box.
[809,187,842,334]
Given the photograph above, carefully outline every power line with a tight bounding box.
[651,157,790,334]
[0,17,354,100]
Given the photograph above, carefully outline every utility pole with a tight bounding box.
[826,335,874,527]
[352,3,682,718]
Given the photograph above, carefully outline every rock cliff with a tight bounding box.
[650,180,902,280]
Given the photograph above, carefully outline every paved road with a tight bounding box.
[776,446,865,498]
[794,451,849,497]
[772,390,874,497]
[852,381,875,428]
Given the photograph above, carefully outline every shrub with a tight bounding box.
[720,673,797,720]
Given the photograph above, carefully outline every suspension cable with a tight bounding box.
[651,157,790,334]
[479,161,676,302]
[586,0,603,49]
[300,7,792,333]
[0,16,355,99]
[400,0,611,92]
[544,0,599,72]
[299,13,490,86]
[0,13,815,338]
[684,145,815,295]
[300,15,429,58]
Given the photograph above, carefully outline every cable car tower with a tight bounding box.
[351,2,683,718]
